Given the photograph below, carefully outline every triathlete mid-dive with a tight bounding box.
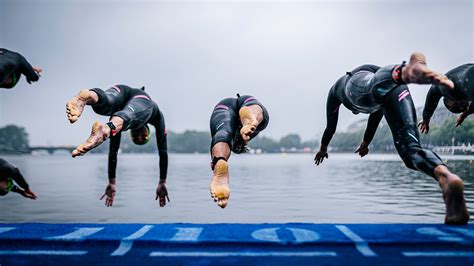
[1,48,41,200]
[419,63,474,133]
[66,85,170,207]
[209,94,269,208]
[314,52,469,224]
[0,158,37,199]
[0,48,42,89]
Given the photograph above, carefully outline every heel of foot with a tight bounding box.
[214,160,228,177]
[410,52,426,65]
[78,89,91,101]
[92,121,102,132]
[447,178,464,193]
[239,106,257,126]
[444,177,469,225]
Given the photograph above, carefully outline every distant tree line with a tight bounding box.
[0,125,30,154]
[0,119,472,154]
[330,118,474,152]
[93,131,319,154]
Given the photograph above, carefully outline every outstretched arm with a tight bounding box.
[153,111,170,207]
[356,110,383,157]
[11,185,37,199]
[100,133,121,207]
[8,165,36,199]
[10,165,30,191]
[17,52,41,83]
[315,87,341,165]
[107,133,122,183]
[420,85,443,133]
[456,103,474,127]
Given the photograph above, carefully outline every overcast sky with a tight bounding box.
[0,0,472,146]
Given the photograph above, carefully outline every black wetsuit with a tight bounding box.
[422,64,474,121]
[0,158,30,192]
[322,64,444,178]
[210,95,269,153]
[90,85,168,181]
[0,48,39,88]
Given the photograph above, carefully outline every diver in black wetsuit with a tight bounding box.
[0,48,41,200]
[65,85,169,207]
[208,94,269,208]
[0,158,36,199]
[315,52,469,225]
[419,64,474,133]
[0,48,42,89]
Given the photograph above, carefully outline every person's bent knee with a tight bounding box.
[210,133,233,152]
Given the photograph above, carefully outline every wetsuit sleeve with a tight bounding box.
[108,133,121,181]
[17,52,39,83]
[10,166,29,190]
[321,87,341,147]
[363,110,384,144]
[422,85,443,121]
[153,111,168,180]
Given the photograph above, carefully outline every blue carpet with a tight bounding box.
[0,223,472,265]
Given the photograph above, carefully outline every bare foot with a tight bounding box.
[210,160,230,208]
[401,52,454,89]
[239,106,258,144]
[66,90,93,123]
[440,174,470,225]
[72,122,110,157]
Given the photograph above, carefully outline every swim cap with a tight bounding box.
[0,178,13,196]
[1,73,19,89]
[130,125,151,145]
[443,98,469,114]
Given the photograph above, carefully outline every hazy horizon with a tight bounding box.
[1,0,473,146]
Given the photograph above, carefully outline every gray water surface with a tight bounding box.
[1,153,473,223]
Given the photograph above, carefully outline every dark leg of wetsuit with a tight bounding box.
[90,85,154,131]
[209,96,270,151]
[210,98,239,150]
[382,85,444,178]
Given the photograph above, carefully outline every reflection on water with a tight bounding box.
[1,153,473,223]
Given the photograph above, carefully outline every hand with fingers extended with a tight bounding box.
[355,141,370,157]
[314,146,328,165]
[33,67,42,77]
[418,119,430,134]
[20,188,37,200]
[455,111,469,127]
[100,183,116,207]
[156,180,170,207]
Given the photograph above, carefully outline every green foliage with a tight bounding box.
[249,136,280,152]
[168,130,211,153]
[330,117,473,152]
[421,118,474,146]
[331,130,364,151]
[279,134,302,149]
[0,125,29,153]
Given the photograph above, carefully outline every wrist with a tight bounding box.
[159,179,166,184]
[109,178,116,185]
[319,145,328,152]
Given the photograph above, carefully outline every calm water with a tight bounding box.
[1,153,473,223]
